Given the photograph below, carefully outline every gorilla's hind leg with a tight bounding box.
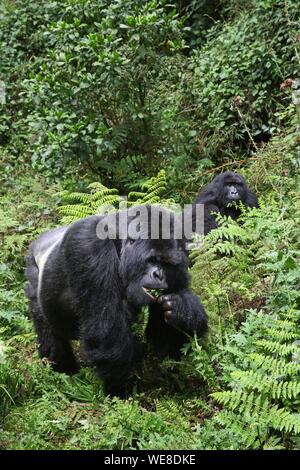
[36,316,79,374]
[25,251,79,374]
[31,301,79,374]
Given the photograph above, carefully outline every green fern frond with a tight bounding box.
[91,195,122,207]
[213,409,261,448]
[211,389,240,409]
[56,170,171,224]
[230,369,300,399]
[155,401,183,422]
[248,353,300,377]
[91,189,120,201]
[127,191,146,200]
[268,405,300,434]
[271,381,300,400]
[257,339,298,357]
[262,435,285,450]
[268,329,299,342]
[209,308,300,447]
[58,204,94,218]
[274,319,298,329]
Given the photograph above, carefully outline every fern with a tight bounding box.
[57,170,174,223]
[247,353,300,377]
[256,339,298,357]
[191,189,300,449]
[208,307,300,449]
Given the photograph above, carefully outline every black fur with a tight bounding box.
[25,205,207,396]
[190,171,258,235]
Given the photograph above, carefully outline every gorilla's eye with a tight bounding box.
[147,256,158,264]
[127,238,135,245]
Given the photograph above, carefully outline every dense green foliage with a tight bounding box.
[0,0,299,451]
[189,137,300,447]
[1,0,299,192]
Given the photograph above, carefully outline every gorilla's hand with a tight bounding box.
[158,294,184,328]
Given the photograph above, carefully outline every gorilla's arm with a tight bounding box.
[192,182,220,235]
[146,290,207,358]
[61,216,138,394]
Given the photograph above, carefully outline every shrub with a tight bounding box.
[23,0,187,180]
[0,1,65,152]
[185,0,300,161]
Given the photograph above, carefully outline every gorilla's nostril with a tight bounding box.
[152,268,164,281]
[154,270,160,280]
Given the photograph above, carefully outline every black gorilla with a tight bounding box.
[190,171,259,236]
[25,205,207,395]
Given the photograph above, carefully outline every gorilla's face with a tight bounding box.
[217,172,247,207]
[119,238,188,308]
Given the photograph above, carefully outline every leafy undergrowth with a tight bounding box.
[0,121,299,449]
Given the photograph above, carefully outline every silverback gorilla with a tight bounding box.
[25,205,207,396]
[190,171,259,235]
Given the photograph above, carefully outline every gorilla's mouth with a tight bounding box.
[225,199,241,206]
[142,287,164,300]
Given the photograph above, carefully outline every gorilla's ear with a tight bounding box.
[62,216,122,308]
[245,188,259,208]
